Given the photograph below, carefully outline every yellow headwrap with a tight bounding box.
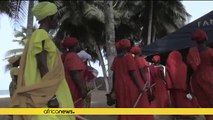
[32,2,58,21]
[8,55,21,64]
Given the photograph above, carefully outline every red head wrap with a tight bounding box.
[191,29,207,42]
[119,39,131,49]
[61,36,78,48]
[130,46,141,54]
[152,55,160,63]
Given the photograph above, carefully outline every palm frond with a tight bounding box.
[12,39,26,46]
[14,31,26,38]
[0,1,28,27]
[83,3,105,23]
[5,48,24,57]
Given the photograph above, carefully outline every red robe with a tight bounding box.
[111,53,153,120]
[135,57,150,83]
[187,47,213,107]
[135,57,155,104]
[149,64,170,108]
[166,51,200,108]
[187,47,213,120]
[135,56,154,120]
[63,52,86,108]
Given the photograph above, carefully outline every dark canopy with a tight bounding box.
[142,10,213,56]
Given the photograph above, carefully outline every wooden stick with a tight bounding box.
[76,115,89,120]
[133,83,156,108]
[133,93,143,108]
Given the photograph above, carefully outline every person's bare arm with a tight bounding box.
[36,41,49,78]
[139,68,147,83]
[129,71,143,93]
[35,41,59,107]
[186,65,193,93]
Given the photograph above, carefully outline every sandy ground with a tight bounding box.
[0,91,206,120]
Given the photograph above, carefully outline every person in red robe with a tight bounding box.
[111,40,153,120]
[61,36,87,109]
[166,50,200,120]
[149,55,170,108]
[187,29,213,120]
[130,46,154,104]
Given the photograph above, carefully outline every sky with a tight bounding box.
[0,1,213,91]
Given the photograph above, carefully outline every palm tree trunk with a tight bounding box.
[147,0,153,45]
[86,28,110,93]
[152,26,156,43]
[95,44,110,93]
[104,1,116,91]
[26,1,34,36]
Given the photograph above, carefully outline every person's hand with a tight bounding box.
[147,91,155,102]
[141,81,149,92]
[138,87,143,93]
[186,87,191,94]
[47,95,59,108]
[106,91,116,106]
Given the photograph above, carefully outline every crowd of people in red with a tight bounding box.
[58,29,213,120]
[107,29,213,120]
[8,2,213,120]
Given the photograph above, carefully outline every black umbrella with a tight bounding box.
[142,10,213,56]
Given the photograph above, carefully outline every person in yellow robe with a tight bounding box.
[10,2,76,120]
[8,55,21,98]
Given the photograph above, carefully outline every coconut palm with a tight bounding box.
[26,0,34,36]
[0,1,26,25]
[50,0,190,90]
[4,25,37,72]
[51,1,112,91]
[5,25,37,57]
[103,1,116,91]
[130,1,191,44]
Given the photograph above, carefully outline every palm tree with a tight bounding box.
[0,1,26,25]
[26,1,34,36]
[4,26,37,71]
[52,0,191,90]
[54,1,111,91]
[130,1,191,44]
[103,1,116,91]
[147,0,153,45]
